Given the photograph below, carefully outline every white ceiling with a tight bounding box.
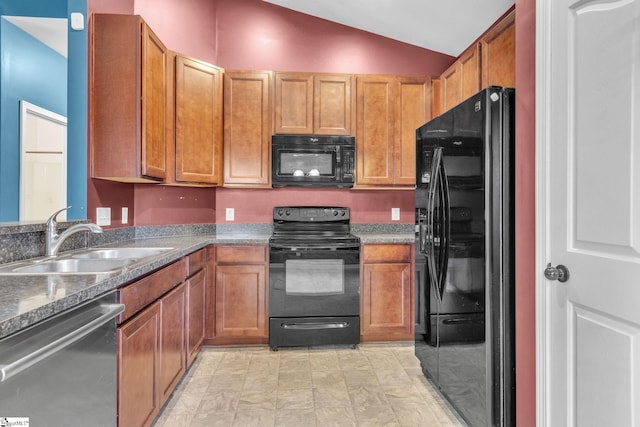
[263,0,515,57]
[3,16,67,58]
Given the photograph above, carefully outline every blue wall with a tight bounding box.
[0,0,87,221]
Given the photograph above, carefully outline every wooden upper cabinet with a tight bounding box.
[356,75,395,186]
[441,43,481,113]
[356,75,430,187]
[394,76,431,186]
[223,70,273,187]
[90,13,167,182]
[431,77,443,118]
[275,72,354,135]
[481,9,515,89]
[174,54,223,185]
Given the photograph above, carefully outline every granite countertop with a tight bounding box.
[0,229,413,340]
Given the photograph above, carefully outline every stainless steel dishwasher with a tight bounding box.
[0,291,124,426]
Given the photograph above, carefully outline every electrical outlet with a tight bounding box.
[122,207,129,224]
[391,207,400,221]
[226,208,235,221]
[96,207,111,226]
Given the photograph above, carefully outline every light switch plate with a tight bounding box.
[391,208,400,221]
[121,207,129,225]
[96,207,111,226]
[70,12,84,30]
[226,208,235,221]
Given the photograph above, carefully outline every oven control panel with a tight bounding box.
[273,206,349,222]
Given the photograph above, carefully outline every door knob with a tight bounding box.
[544,263,570,283]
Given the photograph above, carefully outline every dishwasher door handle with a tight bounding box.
[0,303,124,382]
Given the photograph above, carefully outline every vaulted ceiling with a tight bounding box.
[263,0,515,57]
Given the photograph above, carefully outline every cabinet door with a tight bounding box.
[118,301,161,427]
[441,44,481,113]
[275,73,314,134]
[159,283,186,403]
[481,10,515,89]
[394,76,431,186]
[361,262,413,341]
[215,264,267,338]
[314,74,354,135]
[187,269,206,365]
[204,246,216,340]
[431,77,443,118]
[175,55,223,184]
[140,23,167,180]
[223,71,272,187]
[356,75,395,186]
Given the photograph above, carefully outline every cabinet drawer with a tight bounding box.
[363,244,411,263]
[216,245,267,264]
[118,258,187,323]
[187,248,207,277]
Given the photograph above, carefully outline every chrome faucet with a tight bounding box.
[45,206,104,257]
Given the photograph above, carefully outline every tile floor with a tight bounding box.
[154,342,465,427]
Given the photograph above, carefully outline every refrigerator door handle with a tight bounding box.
[437,154,451,301]
[426,147,443,297]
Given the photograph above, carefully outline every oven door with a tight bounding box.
[269,244,360,317]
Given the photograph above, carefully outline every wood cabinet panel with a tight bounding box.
[314,74,354,135]
[205,246,216,340]
[216,245,267,264]
[215,264,267,338]
[118,301,161,427]
[431,77,443,118]
[174,55,223,185]
[223,71,273,187]
[394,76,431,186]
[356,75,395,185]
[187,269,206,365]
[275,73,314,134]
[90,14,167,182]
[159,283,186,402]
[275,73,354,135]
[361,244,413,342]
[118,259,186,324]
[481,10,516,88]
[441,44,481,113]
[356,75,429,187]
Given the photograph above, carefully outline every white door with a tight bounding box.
[537,1,640,426]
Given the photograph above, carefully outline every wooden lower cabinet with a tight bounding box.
[186,269,206,365]
[159,283,187,402]
[118,300,161,427]
[205,245,268,345]
[360,244,414,341]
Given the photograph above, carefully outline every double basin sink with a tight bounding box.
[0,247,173,275]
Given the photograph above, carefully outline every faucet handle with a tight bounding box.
[46,206,72,227]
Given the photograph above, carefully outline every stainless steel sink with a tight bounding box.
[9,258,131,274]
[72,247,173,260]
[0,246,174,275]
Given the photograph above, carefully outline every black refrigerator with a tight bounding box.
[414,86,515,427]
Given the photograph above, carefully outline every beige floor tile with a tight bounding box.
[276,388,315,410]
[313,384,351,408]
[274,408,317,427]
[278,370,313,389]
[153,344,464,427]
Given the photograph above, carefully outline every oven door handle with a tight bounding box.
[279,322,351,330]
[269,244,360,251]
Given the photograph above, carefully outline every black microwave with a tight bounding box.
[271,135,355,188]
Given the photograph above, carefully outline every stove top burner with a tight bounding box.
[270,206,359,248]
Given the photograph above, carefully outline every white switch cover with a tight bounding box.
[96,207,111,226]
[121,207,129,224]
[226,208,235,221]
[391,208,400,221]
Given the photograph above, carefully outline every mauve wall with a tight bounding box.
[515,0,536,425]
[87,0,454,227]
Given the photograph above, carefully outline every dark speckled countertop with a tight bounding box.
[0,227,413,340]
